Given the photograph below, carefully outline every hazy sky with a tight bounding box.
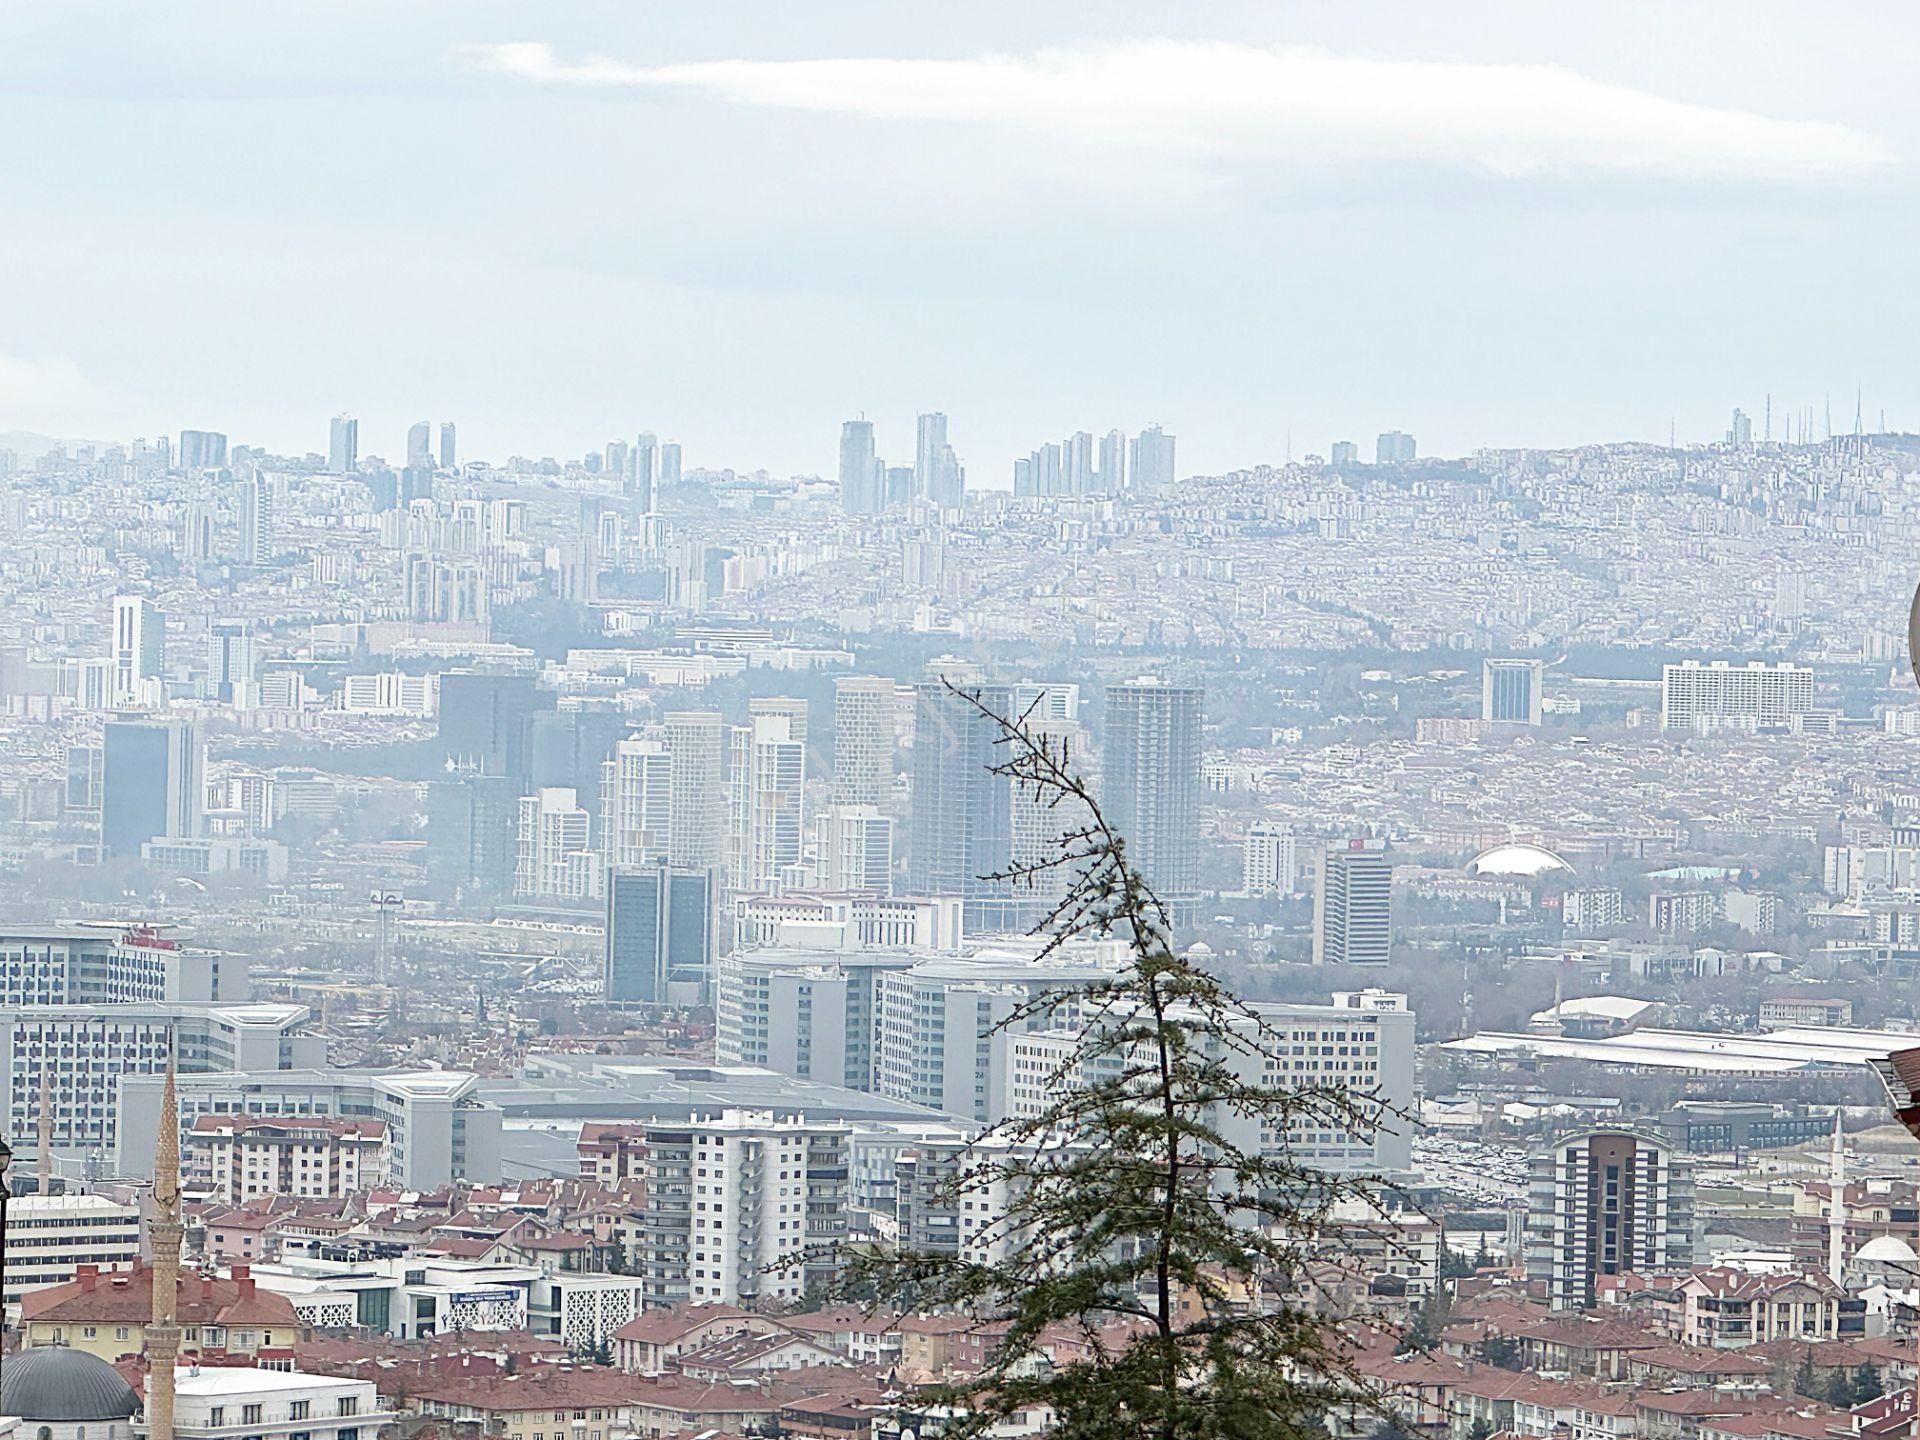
[4,2,1918,481]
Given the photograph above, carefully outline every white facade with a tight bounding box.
[2,1193,141,1309]
[516,788,595,901]
[162,1365,389,1440]
[1661,659,1815,732]
[1,1001,318,1155]
[117,1068,501,1190]
[641,1110,851,1310]
[730,891,963,953]
[664,711,727,869]
[727,714,804,895]
[338,672,435,716]
[715,948,919,1091]
[600,735,672,868]
[1563,886,1625,932]
[817,805,894,893]
[1000,989,1416,1174]
[188,1116,387,1205]
[1243,822,1297,896]
[110,594,163,703]
[832,675,894,805]
[875,953,1118,1122]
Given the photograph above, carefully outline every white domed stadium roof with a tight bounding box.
[1468,842,1575,878]
[1856,1235,1917,1264]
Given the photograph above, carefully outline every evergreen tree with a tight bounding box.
[1793,1348,1819,1399]
[1852,1361,1884,1404]
[1477,1334,1520,1371]
[803,684,1401,1440]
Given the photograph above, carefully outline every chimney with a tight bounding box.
[78,1265,98,1291]
[201,1276,214,1300]
[234,1263,255,1298]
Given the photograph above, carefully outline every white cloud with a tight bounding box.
[461,39,1895,187]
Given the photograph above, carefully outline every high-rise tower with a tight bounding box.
[833,675,894,806]
[1102,678,1203,897]
[908,667,1012,898]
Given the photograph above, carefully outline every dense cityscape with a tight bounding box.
[0,401,1917,1436]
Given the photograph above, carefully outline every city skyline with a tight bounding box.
[8,4,1920,473]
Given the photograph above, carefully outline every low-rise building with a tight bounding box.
[188,1115,387,1204]
[21,1261,300,1362]
[160,1365,390,1440]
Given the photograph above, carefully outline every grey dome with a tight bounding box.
[2,1346,140,1422]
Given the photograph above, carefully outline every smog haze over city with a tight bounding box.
[9,6,1920,1439]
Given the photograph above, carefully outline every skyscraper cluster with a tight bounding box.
[839,413,965,513]
[1014,424,1174,497]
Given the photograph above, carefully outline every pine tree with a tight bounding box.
[804,683,1402,1440]
[1793,1348,1819,1399]
[1853,1361,1884,1403]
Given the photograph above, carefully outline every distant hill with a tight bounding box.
[0,431,74,459]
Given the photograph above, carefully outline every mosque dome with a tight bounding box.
[1,1345,140,1422]
[1856,1235,1918,1265]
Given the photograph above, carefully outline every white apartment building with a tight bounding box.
[832,675,894,805]
[728,714,805,894]
[600,734,672,868]
[816,805,894,892]
[110,593,163,704]
[0,926,238,1006]
[1525,1127,1694,1310]
[1661,659,1815,732]
[1001,989,1416,1174]
[2,1193,141,1310]
[1563,886,1625,932]
[664,711,727,870]
[715,948,920,1091]
[731,891,963,953]
[640,1110,851,1311]
[875,953,1119,1122]
[163,1365,390,1440]
[118,1068,502,1190]
[1,1001,319,1155]
[338,671,435,716]
[187,1115,388,1204]
[515,787,595,901]
[1243,822,1297,896]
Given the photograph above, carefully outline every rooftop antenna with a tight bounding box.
[1855,387,1863,439]
[1669,417,1676,450]
[1825,393,1832,442]
[1765,393,1772,443]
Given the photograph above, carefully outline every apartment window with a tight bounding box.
[209,1410,225,1428]
[337,1399,358,1418]
[291,1402,310,1421]
[242,1406,263,1426]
